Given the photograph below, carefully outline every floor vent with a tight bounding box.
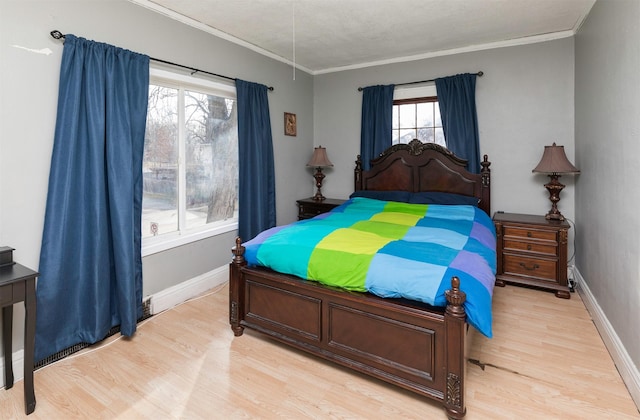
[35,298,153,371]
[141,297,152,320]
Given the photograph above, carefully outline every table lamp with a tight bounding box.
[307,146,333,201]
[532,143,580,221]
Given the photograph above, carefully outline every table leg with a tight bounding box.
[23,278,36,414]
[2,304,14,390]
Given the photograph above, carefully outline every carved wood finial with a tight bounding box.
[407,138,425,155]
[232,236,245,264]
[445,276,466,318]
[354,155,363,190]
[373,139,462,162]
[481,154,491,187]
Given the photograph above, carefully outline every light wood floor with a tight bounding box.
[1,282,638,419]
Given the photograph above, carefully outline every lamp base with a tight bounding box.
[545,212,565,221]
[544,174,566,221]
[312,167,326,201]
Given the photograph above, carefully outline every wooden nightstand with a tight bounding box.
[493,212,571,299]
[297,198,346,220]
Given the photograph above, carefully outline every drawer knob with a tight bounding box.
[519,262,540,271]
[527,244,532,250]
[527,232,532,237]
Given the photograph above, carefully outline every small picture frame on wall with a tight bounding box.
[284,112,297,136]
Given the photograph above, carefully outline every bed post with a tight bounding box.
[443,276,467,419]
[229,237,247,336]
[480,154,491,215]
[354,154,363,191]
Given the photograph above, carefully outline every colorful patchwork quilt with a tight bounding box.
[243,197,497,337]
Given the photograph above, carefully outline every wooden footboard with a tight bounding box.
[229,238,468,419]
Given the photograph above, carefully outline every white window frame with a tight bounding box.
[394,84,437,100]
[392,84,444,146]
[142,68,238,257]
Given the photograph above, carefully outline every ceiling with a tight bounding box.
[131,0,596,74]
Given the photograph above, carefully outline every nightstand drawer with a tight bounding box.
[503,240,557,256]
[298,203,327,218]
[503,254,557,282]
[503,226,557,242]
[297,198,346,220]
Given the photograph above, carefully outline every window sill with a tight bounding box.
[141,221,238,257]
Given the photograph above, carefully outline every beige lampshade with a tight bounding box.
[532,143,580,174]
[307,146,333,168]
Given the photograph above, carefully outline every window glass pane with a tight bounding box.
[184,91,238,230]
[392,106,399,129]
[399,128,416,144]
[417,127,434,143]
[435,127,446,147]
[434,102,442,127]
[143,85,178,238]
[392,129,400,145]
[416,102,434,127]
[398,103,415,129]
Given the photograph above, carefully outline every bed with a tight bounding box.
[229,140,493,419]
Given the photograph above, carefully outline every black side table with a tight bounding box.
[1,262,38,414]
[296,198,346,220]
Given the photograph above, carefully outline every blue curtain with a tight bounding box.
[235,79,276,241]
[360,84,395,170]
[35,35,149,363]
[435,73,481,173]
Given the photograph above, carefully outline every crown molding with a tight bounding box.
[313,30,575,75]
[129,0,585,76]
[128,0,313,75]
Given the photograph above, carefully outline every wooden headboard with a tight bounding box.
[354,139,491,215]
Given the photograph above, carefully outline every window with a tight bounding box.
[142,69,238,255]
[392,85,445,147]
[392,97,445,147]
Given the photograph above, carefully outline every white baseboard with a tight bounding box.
[1,266,229,388]
[6,265,638,410]
[574,267,640,408]
[147,265,228,315]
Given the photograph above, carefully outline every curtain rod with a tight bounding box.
[50,30,274,91]
[357,71,483,92]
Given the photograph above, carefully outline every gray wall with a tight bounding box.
[314,38,577,228]
[575,0,640,369]
[5,0,636,387]
[0,0,313,350]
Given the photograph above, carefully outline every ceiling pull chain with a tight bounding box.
[292,1,296,81]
